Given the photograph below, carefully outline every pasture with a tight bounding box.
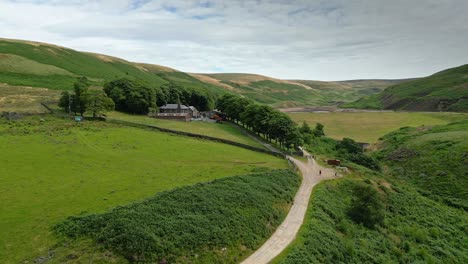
[0,116,286,263]
[287,111,467,142]
[106,111,265,149]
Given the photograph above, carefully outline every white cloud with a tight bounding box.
[0,0,467,80]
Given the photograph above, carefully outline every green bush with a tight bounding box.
[55,169,300,263]
[348,182,386,228]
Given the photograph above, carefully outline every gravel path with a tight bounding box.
[241,151,337,264]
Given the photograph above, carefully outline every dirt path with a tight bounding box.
[241,151,337,264]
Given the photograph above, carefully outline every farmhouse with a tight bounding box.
[156,103,199,121]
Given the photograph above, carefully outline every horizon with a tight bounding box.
[1,0,467,81]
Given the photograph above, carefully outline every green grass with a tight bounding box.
[52,169,300,263]
[0,115,287,263]
[375,120,468,209]
[343,64,468,112]
[288,111,468,142]
[106,111,265,149]
[275,177,467,263]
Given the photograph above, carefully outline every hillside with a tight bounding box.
[291,79,407,106]
[0,38,226,96]
[0,38,415,109]
[375,120,468,209]
[196,73,402,107]
[343,64,468,112]
[276,122,468,263]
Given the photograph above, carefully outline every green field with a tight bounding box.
[0,116,286,263]
[288,111,467,142]
[106,111,265,148]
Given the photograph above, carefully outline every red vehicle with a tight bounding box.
[327,159,341,166]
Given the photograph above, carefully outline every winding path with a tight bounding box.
[241,150,337,264]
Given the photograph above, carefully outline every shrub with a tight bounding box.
[348,182,386,228]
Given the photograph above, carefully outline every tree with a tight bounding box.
[81,90,115,117]
[58,91,72,113]
[336,138,363,154]
[73,77,90,116]
[313,123,325,137]
[348,183,386,228]
[300,121,313,145]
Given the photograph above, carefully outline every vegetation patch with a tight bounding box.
[275,177,467,263]
[53,170,300,263]
[375,120,468,209]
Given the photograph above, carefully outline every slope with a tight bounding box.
[0,38,226,97]
[343,64,468,112]
[375,120,468,209]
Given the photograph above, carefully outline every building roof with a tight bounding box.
[160,104,189,110]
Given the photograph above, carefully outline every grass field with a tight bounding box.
[288,111,467,142]
[0,116,286,263]
[106,111,265,149]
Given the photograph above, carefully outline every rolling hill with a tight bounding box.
[0,38,403,109]
[0,38,226,96]
[343,64,468,112]
[195,73,405,107]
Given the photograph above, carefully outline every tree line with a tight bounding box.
[59,77,215,116]
[216,94,324,150]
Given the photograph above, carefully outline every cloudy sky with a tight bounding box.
[1,0,467,80]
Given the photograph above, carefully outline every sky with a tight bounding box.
[1,0,467,81]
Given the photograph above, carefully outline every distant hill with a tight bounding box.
[0,38,401,108]
[343,64,468,112]
[195,73,404,108]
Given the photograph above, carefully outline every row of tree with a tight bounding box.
[216,94,323,150]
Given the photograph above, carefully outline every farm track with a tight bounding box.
[241,149,337,264]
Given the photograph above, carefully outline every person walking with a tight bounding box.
[319,170,322,175]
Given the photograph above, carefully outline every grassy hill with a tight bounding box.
[343,64,468,112]
[275,121,468,263]
[0,38,404,109]
[375,120,468,209]
[0,115,287,263]
[0,38,226,96]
